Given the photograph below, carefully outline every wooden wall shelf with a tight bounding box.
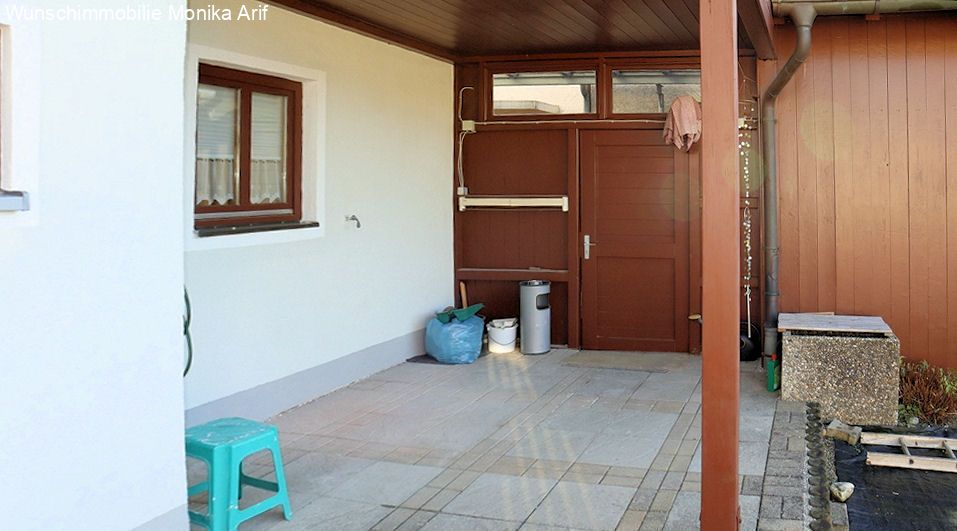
[456,267,568,282]
[457,195,569,212]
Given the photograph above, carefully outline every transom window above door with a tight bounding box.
[194,64,302,229]
[611,69,701,114]
[482,61,701,120]
[491,70,598,116]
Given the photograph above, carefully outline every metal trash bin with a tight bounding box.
[520,280,551,355]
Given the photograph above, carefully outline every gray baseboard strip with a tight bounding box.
[134,504,188,531]
[185,328,425,426]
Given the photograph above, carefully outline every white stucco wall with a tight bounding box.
[0,2,188,529]
[183,1,454,409]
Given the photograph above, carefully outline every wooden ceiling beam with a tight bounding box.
[738,0,776,59]
[271,0,458,62]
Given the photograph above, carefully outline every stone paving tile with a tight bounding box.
[609,466,647,478]
[442,473,556,522]
[741,474,764,496]
[506,427,597,462]
[623,399,656,411]
[395,510,435,530]
[688,440,769,476]
[757,518,805,531]
[399,486,441,509]
[279,497,392,531]
[281,434,333,452]
[421,488,460,512]
[527,481,634,531]
[519,524,589,531]
[662,491,698,530]
[205,352,788,531]
[630,489,658,511]
[275,453,377,501]
[616,509,647,531]
[601,474,644,488]
[638,470,666,491]
[446,469,481,490]
[420,513,519,530]
[680,481,700,492]
[659,471,684,491]
[649,489,678,512]
[568,462,610,475]
[561,471,606,484]
[347,442,396,460]
[427,468,460,489]
[740,495,762,531]
[522,467,567,481]
[760,494,784,519]
[530,459,574,471]
[416,454,458,468]
[326,461,443,506]
[667,455,692,472]
[488,456,536,474]
[637,510,669,531]
[579,433,668,469]
[657,439,680,456]
[372,508,416,531]
[652,401,685,414]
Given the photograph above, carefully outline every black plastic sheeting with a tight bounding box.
[834,426,957,531]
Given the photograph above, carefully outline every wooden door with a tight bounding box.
[581,130,690,352]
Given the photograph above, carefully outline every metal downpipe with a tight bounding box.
[761,4,817,367]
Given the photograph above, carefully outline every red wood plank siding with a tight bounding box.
[761,14,957,368]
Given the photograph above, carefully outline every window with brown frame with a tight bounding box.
[482,58,702,121]
[194,64,302,230]
[610,69,701,115]
[491,70,598,116]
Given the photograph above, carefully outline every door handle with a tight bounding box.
[584,234,597,260]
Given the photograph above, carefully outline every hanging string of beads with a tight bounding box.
[740,108,755,338]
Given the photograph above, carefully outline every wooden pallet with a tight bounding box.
[862,432,957,473]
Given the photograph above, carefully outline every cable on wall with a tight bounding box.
[457,86,476,194]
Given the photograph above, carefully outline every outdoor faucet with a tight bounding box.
[345,214,361,229]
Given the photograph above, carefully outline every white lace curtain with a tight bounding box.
[195,85,287,205]
[196,158,235,205]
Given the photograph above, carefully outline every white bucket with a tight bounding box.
[487,318,518,353]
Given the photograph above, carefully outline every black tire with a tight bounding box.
[740,322,761,361]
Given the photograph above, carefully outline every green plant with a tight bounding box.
[899,360,957,425]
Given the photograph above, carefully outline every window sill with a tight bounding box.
[187,220,322,252]
[196,220,319,238]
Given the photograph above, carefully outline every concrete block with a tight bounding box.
[781,330,900,425]
[824,419,862,445]
[830,502,850,531]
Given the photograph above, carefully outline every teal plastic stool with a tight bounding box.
[186,417,293,531]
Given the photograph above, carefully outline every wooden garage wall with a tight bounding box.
[455,56,761,352]
[758,14,957,367]
[454,62,575,346]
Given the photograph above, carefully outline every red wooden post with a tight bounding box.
[699,0,741,529]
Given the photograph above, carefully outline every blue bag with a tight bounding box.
[425,315,484,364]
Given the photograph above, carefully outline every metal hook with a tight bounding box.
[345,214,361,229]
